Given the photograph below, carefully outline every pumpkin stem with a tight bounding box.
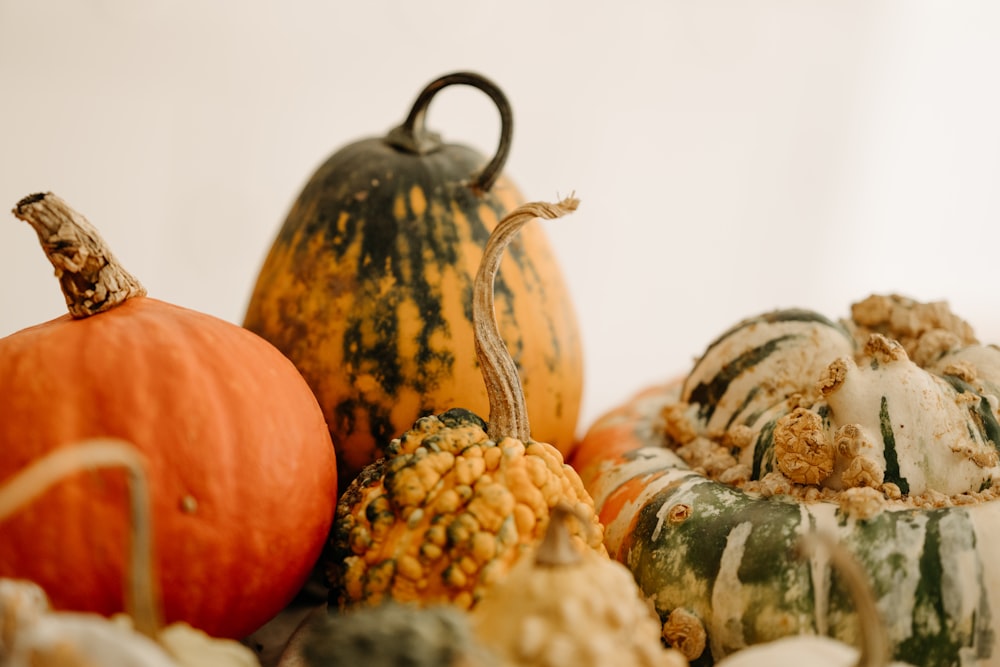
[534,502,586,567]
[473,197,579,443]
[0,439,162,638]
[798,531,891,667]
[385,71,513,193]
[12,192,146,318]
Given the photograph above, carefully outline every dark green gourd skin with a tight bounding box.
[615,452,994,667]
[278,139,520,417]
[683,309,853,424]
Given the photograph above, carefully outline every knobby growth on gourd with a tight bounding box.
[0,439,161,637]
[662,294,1000,516]
[470,501,687,667]
[13,192,146,318]
[474,197,579,442]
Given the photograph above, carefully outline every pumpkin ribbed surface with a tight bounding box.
[327,407,605,611]
[0,296,338,639]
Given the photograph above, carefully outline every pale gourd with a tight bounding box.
[470,503,688,667]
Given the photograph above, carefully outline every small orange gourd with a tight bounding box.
[0,193,338,639]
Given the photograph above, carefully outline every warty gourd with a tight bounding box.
[471,503,689,667]
[571,294,1000,666]
[325,198,604,612]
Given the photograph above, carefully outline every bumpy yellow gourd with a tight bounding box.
[325,199,603,612]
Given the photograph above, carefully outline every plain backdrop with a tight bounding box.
[2,1,999,435]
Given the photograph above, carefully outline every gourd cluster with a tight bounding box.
[1,69,988,667]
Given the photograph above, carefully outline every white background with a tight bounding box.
[2,2,999,435]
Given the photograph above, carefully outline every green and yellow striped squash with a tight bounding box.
[243,73,582,489]
[571,298,1000,667]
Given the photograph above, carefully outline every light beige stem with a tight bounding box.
[472,197,579,442]
[12,192,146,318]
[534,502,586,566]
[0,439,162,638]
[799,531,891,667]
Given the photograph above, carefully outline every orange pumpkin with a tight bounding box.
[0,193,338,640]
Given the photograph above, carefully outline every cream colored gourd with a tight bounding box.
[0,440,258,667]
[471,503,688,667]
[714,532,915,667]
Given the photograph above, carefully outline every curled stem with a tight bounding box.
[798,531,891,667]
[472,197,579,443]
[385,71,513,193]
[0,439,161,638]
[12,192,146,318]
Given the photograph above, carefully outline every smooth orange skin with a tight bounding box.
[0,297,338,639]
[569,383,679,481]
[567,379,684,529]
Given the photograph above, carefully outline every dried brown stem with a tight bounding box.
[12,192,146,318]
[472,197,579,443]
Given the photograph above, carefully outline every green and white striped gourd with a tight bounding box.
[714,532,915,667]
[572,294,1000,667]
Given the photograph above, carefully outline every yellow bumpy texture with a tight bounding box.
[327,408,605,610]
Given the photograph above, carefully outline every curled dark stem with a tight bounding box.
[385,71,513,193]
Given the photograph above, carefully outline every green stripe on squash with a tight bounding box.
[574,378,1000,667]
[680,309,856,434]
[611,449,993,666]
[686,334,800,424]
[879,396,909,495]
